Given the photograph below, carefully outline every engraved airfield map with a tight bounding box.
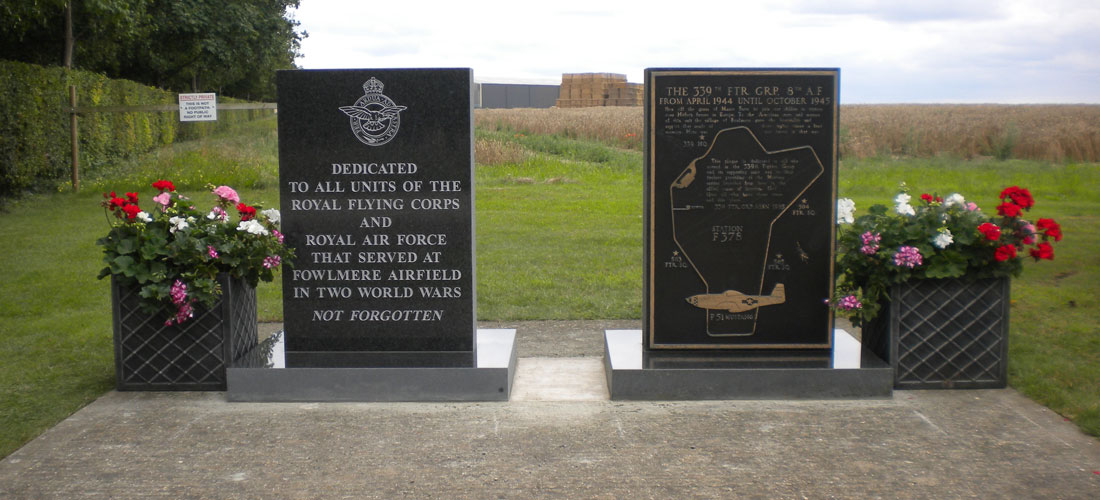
[645,69,839,349]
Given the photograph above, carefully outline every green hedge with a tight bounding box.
[0,60,272,198]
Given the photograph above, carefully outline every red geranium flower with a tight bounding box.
[126,192,139,203]
[977,222,1001,241]
[1029,241,1054,260]
[109,196,128,209]
[920,193,933,203]
[994,244,1017,262]
[236,202,257,221]
[1036,218,1063,242]
[122,203,142,219]
[1000,186,1034,209]
[997,202,1022,217]
[152,179,176,192]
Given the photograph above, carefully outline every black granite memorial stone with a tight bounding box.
[277,69,475,354]
[644,68,838,349]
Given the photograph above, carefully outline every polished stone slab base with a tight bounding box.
[227,329,516,402]
[603,330,892,400]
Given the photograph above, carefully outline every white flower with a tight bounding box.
[168,216,190,233]
[933,229,954,249]
[896,204,916,216]
[836,198,855,224]
[894,193,915,216]
[262,208,281,225]
[894,195,916,216]
[944,193,966,208]
[206,206,229,222]
[237,219,269,236]
[136,211,153,223]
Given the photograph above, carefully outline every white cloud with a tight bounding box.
[291,0,1100,102]
[783,0,1008,22]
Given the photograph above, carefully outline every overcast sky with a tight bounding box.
[291,0,1100,103]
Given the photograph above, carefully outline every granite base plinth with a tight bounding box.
[227,329,516,402]
[604,330,892,400]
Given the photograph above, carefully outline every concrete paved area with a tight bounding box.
[2,321,1098,498]
[511,358,608,401]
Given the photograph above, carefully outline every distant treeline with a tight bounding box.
[0,0,303,101]
[0,60,273,198]
[475,105,1100,163]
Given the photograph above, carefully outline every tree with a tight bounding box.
[0,0,151,71]
[0,0,303,100]
[123,0,303,100]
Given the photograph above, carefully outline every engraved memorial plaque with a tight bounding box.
[644,69,838,349]
[277,69,475,354]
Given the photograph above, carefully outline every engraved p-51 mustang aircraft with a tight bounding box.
[685,283,785,313]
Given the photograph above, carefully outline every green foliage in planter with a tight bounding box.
[833,185,1063,328]
[96,181,292,324]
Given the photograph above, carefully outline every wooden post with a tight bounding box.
[64,1,74,69]
[70,85,79,192]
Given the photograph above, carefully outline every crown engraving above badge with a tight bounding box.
[340,77,407,146]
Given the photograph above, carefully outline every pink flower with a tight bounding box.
[165,302,194,326]
[859,231,881,255]
[838,295,863,311]
[263,255,281,269]
[212,185,240,203]
[164,280,195,325]
[152,192,172,210]
[273,229,285,244]
[169,280,188,305]
[893,246,923,268]
[966,202,979,211]
[207,245,219,259]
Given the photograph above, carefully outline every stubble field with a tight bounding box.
[476,104,1100,162]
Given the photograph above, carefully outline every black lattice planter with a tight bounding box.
[111,274,257,391]
[863,277,1010,389]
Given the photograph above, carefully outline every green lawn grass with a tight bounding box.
[475,129,642,319]
[1,120,1097,460]
[839,157,1100,434]
[0,118,289,458]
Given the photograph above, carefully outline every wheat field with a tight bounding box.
[475,105,1100,162]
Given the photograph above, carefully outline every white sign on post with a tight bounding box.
[178,93,217,122]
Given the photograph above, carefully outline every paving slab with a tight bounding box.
[2,321,1098,499]
[511,357,608,401]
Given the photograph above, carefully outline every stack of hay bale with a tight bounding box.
[556,73,643,108]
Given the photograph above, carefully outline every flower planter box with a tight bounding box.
[863,277,1010,389]
[111,274,257,391]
